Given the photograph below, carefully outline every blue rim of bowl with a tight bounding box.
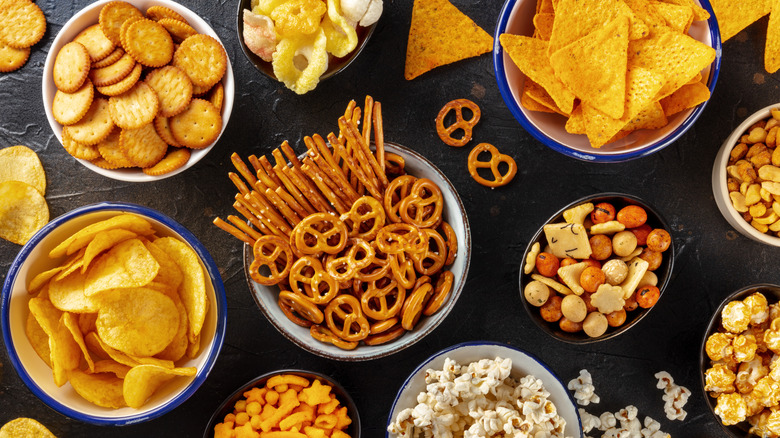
[202,369,361,438]
[698,283,780,438]
[492,0,722,163]
[0,202,228,426]
[384,340,582,437]
[518,192,675,344]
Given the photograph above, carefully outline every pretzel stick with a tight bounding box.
[301,157,350,213]
[258,155,284,190]
[373,101,385,172]
[213,217,255,245]
[279,143,335,212]
[247,191,293,236]
[264,186,302,225]
[235,196,287,239]
[338,100,358,145]
[284,165,334,214]
[231,153,257,186]
[310,136,359,203]
[273,162,317,215]
[328,132,382,199]
[229,172,250,196]
[339,116,387,191]
[310,133,340,171]
[362,95,374,146]
[248,154,262,175]
[232,200,273,236]
[274,186,309,219]
[227,215,263,242]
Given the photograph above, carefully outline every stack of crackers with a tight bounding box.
[0,0,46,73]
[50,1,227,176]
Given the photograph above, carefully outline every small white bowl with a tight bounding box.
[244,142,472,361]
[386,341,582,437]
[1,202,227,425]
[712,104,780,247]
[493,0,721,162]
[41,0,235,182]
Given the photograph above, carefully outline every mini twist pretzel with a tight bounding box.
[360,275,406,320]
[439,222,458,265]
[339,196,386,241]
[249,235,294,285]
[401,282,433,330]
[324,294,370,342]
[364,325,405,346]
[435,98,481,147]
[410,228,447,276]
[370,317,400,334]
[289,256,339,305]
[291,212,349,255]
[390,251,417,290]
[398,178,444,228]
[355,241,392,282]
[384,175,417,223]
[376,223,426,255]
[384,152,406,176]
[424,271,454,316]
[324,238,375,282]
[467,143,518,187]
[278,290,324,326]
[310,325,358,350]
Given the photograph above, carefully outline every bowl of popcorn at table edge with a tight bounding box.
[386,341,581,437]
[493,0,721,162]
[700,284,780,437]
[42,0,234,182]
[519,193,674,343]
[212,96,471,361]
[204,369,360,438]
[1,202,227,425]
[237,0,381,95]
[713,103,780,247]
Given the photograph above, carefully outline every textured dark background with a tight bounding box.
[1,0,778,437]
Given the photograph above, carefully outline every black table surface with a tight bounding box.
[1,1,778,437]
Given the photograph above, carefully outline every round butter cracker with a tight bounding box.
[173,34,226,89]
[0,42,29,72]
[0,0,46,49]
[62,129,101,161]
[169,98,222,149]
[53,78,95,125]
[89,51,136,87]
[108,81,159,129]
[92,47,124,68]
[61,97,115,145]
[119,123,168,168]
[96,62,141,96]
[99,1,144,45]
[123,18,173,67]
[97,129,134,168]
[153,116,181,147]
[146,5,188,24]
[53,41,91,92]
[145,65,192,117]
[142,147,190,176]
[157,18,197,43]
[73,24,116,62]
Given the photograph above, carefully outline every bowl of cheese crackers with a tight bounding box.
[1,202,227,425]
[494,0,721,162]
[42,0,234,182]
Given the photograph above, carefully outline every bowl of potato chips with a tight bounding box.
[41,0,234,182]
[494,0,721,162]
[1,202,227,425]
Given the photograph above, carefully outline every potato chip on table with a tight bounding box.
[0,146,49,245]
[0,418,57,438]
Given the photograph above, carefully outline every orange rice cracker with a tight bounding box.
[108,81,159,130]
[0,0,46,49]
[62,98,115,146]
[119,124,168,168]
[709,0,771,42]
[61,130,101,161]
[173,34,227,89]
[142,147,190,176]
[208,82,224,112]
[405,0,493,80]
[153,116,181,147]
[146,5,188,24]
[96,62,141,96]
[0,42,29,72]
[549,14,629,119]
[96,129,134,168]
[53,78,95,125]
[145,65,193,117]
[659,80,710,116]
[53,41,91,93]
[89,51,136,87]
[169,98,222,149]
[123,18,174,67]
[99,1,144,45]
[766,0,780,74]
[92,47,124,68]
[157,18,197,43]
[73,24,116,62]
[499,34,575,114]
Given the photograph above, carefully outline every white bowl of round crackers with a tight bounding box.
[41,0,234,182]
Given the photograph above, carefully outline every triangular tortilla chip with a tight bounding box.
[533,13,555,41]
[550,15,629,119]
[651,2,694,33]
[659,0,710,20]
[624,101,668,131]
[405,0,493,80]
[521,87,556,113]
[709,0,771,42]
[500,34,576,114]
[548,0,647,56]
[623,0,671,36]
[767,0,780,73]
[660,80,710,116]
[537,0,555,14]
[524,78,567,115]
[565,105,586,134]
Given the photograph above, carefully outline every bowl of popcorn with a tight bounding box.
[493,0,721,162]
[237,0,380,95]
[41,0,235,182]
[205,369,360,438]
[519,193,674,343]
[1,202,227,425]
[386,341,581,437]
[713,104,780,247]
[700,284,780,437]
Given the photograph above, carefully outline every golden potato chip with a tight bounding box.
[84,238,160,296]
[767,3,780,74]
[26,312,52,367]
[93,359,131,379]
[186,332,200,359]
[52,42,90,93]
[61,98,115,146]
[96,287,178,356]
[0,418,56,438]
[123,19,174,67]
[123,364,196,409]
[152,237,208,343]
[0,42,30,73]
[53,248,86,281]
[81,228,137,274]
[405,0,493,80]
[61,312,95,373]
[173,34,227,89]
[0,180,48,245]
[168,98,222,149]
[78,312,97,334]
[0,0,46,49]
[49,268,113,313]
[154,295,188,362]
[99,1,144,45]
[52,79,95,126]
[28,295,61,338]
[108,81,160,130]
[660,80,710,116]
[550,15,629,119]
[50,315,82,386]
[50,213,154,258]
[145,240,184,291]
[69,369,126,409]
[73,24,116,62]
[85,331,173,368]
[0,145,46,196]
[710,0,771,42]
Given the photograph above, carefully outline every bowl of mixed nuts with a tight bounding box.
[713,104,780,246]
